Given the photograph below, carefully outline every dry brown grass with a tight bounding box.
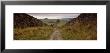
[60,22,97,40]
[14,26,53,40]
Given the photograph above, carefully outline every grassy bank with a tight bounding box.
[60,23,97,40]
[14,26,53,40]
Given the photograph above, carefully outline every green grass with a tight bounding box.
[60,23,97,40]
[14,26,53,40]
[57,20,67,27]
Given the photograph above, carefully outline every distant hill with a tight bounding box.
[40,18,73,26]
[14,13,47,28]
[61,18,73,22]
[40,19,58,25]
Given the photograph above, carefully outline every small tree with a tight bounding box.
[44,18,48,20]
[56,19,60,23]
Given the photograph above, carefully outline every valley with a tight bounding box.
[14,13,97,40]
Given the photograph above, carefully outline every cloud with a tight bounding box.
[27,13,80,19]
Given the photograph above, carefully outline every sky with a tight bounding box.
[27,13,80,19]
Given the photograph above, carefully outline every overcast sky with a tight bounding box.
[27,13,80,19]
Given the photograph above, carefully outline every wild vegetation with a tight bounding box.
[14,13,47,28]
[14,13,97,40]
[60,13,97,40]
[14,26,53,40]
[14,13,53,40]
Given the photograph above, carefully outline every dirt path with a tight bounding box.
[50,28,63,40]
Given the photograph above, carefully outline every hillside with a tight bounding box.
[14,13,53,40]
[14,13,47,28]
[61,13,97,40]
[66,13,97,26]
